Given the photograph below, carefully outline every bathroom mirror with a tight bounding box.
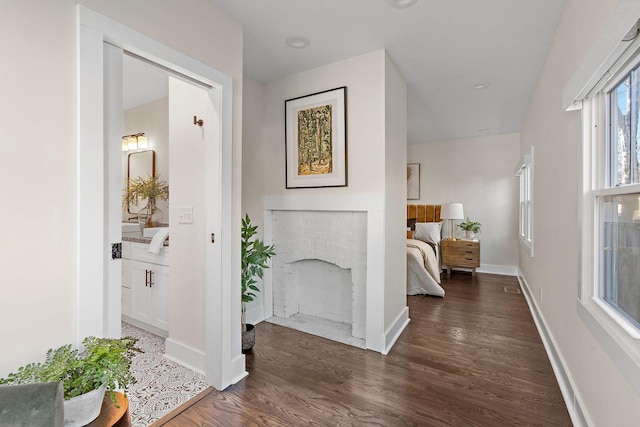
[127,150,156,214]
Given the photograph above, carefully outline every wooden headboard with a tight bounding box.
[407,204,442,223]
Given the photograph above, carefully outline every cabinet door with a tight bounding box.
[121,286,132,317]
[130,260,152,325]
[149,265,169,332]
[121,259,132,316]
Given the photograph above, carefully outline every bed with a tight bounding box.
[407,204,445,297]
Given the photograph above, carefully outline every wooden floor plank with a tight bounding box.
[154,273,571,426]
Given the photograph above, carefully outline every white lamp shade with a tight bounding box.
[121,137,128,152]
[441,203,464,220]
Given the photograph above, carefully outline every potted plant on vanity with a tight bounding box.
[123,173,169,230]
[241,214,276,353]
[0,336,142,426]
[457,217,482,239]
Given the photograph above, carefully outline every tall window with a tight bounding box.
[598,68,640,330]
[516,148,534,257]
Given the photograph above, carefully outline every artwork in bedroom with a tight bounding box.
[407,163,420,200]
[285,86,347,188]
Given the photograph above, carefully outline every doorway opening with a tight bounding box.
[78,5,244,391]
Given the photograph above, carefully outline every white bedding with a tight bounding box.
[407,238,445,297]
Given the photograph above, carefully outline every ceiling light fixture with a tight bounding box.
[285,36,310,49]
[473,83,490,90]
[387,0,418,9]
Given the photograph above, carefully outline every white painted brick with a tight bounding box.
[271,211,367,340]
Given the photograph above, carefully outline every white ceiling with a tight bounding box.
[122,0,566,144]
[208,0,566,144]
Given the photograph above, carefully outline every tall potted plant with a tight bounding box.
[241,214,276,353]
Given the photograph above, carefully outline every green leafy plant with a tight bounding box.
[457,217,482,233]
[241,214,275,329]
[0,336,142,404]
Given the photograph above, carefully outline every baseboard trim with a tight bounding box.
[229,354,248,386]
[382,306,409,355]
[122,315,168,338]
[517,274,592,427]
[165,338,206,376]
[477,264,518,276]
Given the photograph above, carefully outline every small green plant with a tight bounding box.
[241,214,275,328]
[457,217,482,233]
[0,336,142,404]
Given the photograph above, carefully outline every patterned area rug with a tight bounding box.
[121,322,209,426]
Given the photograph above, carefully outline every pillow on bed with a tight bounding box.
[414,222,442,245]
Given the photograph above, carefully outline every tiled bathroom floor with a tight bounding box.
[265,314,365,349]
[121,322,209,426]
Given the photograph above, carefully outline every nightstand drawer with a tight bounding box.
[443,245,479,257]
[443,255,479,268]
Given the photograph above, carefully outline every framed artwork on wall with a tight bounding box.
[285,86,347,188]
[407,163,420,200]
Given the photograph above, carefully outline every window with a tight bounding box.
[567,4,640,376]
[596,67,640,331]
[516,147,534,257]
[581,43,640,342]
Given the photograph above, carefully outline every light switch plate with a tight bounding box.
[178,206,193,224]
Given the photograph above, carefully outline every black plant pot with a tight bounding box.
[242,324,255,353]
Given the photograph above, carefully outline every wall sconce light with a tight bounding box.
[137,134,148,149]
[122,133,147,152]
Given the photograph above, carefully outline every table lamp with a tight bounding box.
[441,202,464,241]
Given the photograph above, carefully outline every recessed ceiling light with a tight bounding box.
[387,0,417,9]
[285,36,310,49]
[473,83,490,90]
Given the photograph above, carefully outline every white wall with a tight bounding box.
[0,0,242,377]
[407,133,520,274]
[520,0,640,425]
[384,53,409,341]
[123,97,170,222]
[242,49,408,351]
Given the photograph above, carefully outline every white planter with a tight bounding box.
[63,385,106,426]
[465,231,476,239]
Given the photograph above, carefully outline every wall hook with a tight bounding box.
[194,116,204,127]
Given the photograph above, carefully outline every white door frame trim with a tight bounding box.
[77,5,243,390]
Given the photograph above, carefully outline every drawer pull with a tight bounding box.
[149,270,154,288]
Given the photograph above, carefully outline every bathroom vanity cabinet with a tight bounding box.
[122,241,169,335]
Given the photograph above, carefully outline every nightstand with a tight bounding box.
[441,239,480,277]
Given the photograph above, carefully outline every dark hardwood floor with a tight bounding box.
[153,273,571,426]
